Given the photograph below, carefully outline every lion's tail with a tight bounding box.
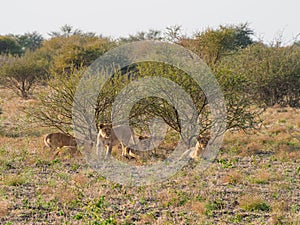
[44,134,52,148]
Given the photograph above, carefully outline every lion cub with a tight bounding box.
[44,132,77,157]
[96,123,139,159]
[190,135,210,159]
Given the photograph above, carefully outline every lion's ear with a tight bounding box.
[99,123,104,129]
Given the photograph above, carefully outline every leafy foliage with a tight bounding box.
[0,51,48,98]
[15,31,44,52]
[36,34,115,74]
[9,24,298,142]
[30,68,83,134]
[218,43,300,107]
[48,24,96,38]
[0,36,22,55]
[119,29,164,43]
[32,60,262,141]
[180,23,253,65]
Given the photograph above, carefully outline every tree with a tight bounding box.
[0,51,48,98]
[52,36,114,73]
[16,31,44,52]
[32,60,262,143]
[35,34,114,74]
[48,24,96,38]
[30,68,83,134]
[293,40,300,47]
[180,23,253,65]
[218,43,300,107]
[0,36,22,55]
[128,62,261,134]
[119,29,163,43]
[164,25,183,43]
[30,27,262,149]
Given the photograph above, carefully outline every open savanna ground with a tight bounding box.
[0,87,299,225]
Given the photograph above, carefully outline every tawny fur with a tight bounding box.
[44,132,77,158]
[96,123,139,159]
[190,135,210,159]
[44,132,77,149]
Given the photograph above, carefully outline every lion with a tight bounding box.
[44,132,77,158]
[190,135,210,159]
[96,123,139,159]
[44,132,77,149]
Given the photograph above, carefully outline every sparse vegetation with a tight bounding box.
[239,195,271,212]
[0,51,48,98]
[0,24,299,224]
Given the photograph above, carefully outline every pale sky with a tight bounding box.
[1,0,299,43]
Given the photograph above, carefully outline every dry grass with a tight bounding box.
[156,188,178,207]
[71,173,89,187]
[221,170,243,184]
[0,87,299,224]
[252,170,272,184]
[0,200,9,218]
[190,201,206,215]
[271,200,289,214]
[239,194,271,212]
[243,142,262,156]
[2,174,27,186]
[139,213,157,224]
[223,106,300,158]
[54,184,79,206]
[54,146,83,162]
